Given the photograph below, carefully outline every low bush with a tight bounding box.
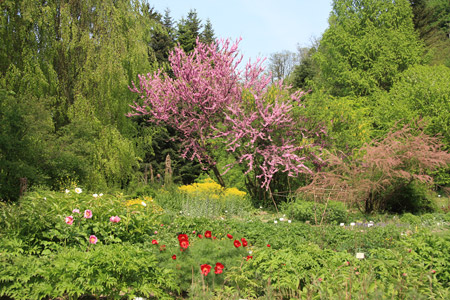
[281,199,348,225]
[0,243,178,299]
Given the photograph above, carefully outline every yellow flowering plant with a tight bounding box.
[177,178,250,217]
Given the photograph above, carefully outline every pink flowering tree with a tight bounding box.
[128,38,322,199]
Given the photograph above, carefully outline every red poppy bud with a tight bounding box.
[227,234,233,239]
[172,255,177,260]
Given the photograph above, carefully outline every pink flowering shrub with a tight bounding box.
[129,39,322,196]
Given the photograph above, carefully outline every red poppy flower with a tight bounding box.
[179,239,189,249]
[214,262,224,274]
[213,236,217,240]
[152,239,158,245]
[172,255,177,260]
[246,255,253,261]
[200,264,212,276]
[241,238,248,247]
[227,234,233,239]
[205,230,212,238]
[267,244,271,247]
[178,234,188,241]
[234,240,241,248]
[198,234,203,239]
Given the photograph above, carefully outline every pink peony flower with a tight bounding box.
[84,209,93,219]
[72,209,80,214]
[89,235,97,244]
[65,216,74,225]
[109,216,121,223]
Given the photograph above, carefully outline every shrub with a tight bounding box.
[281,199,348,225]
[299,125,450,213]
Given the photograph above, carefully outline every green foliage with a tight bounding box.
[289,46,318,90]
[383,181,437,213]
[0,243,178,299]
[411,0,450,66]
[301,91,373,152]
[281,199,348,225]
[0,89,54,201]
[315,0,424,96]
[374,64,450,147]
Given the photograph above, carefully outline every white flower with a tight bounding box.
[65,189,70,194]
[248,250,253,254]
[340,223,345,227]
[74,187,82,194]
[225,210,228,213]
[43,197,47,200]
[288,220,292,223]
[259,206,263,209]
[356,252,365,259]
[350,222,356,226]
[93,193,98,198]
[274,220,278,224]
[141,201,147,207]
[438,194,441,198]
[279,218,284,221]
[99,193,103,197]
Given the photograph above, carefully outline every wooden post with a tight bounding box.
[19,177,28,197]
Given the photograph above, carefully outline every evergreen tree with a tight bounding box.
[163,8,175,39]
[176,9,202,53]
[201,18,215,44]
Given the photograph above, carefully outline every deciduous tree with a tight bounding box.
[129,39,320,197]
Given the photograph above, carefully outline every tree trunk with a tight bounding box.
[211,165,226,187]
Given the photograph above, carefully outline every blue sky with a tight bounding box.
[149,0,333,63]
